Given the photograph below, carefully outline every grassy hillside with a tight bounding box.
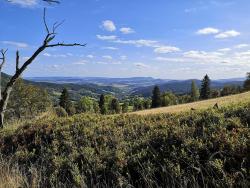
[133,91,250,115]
[0,102,249,187]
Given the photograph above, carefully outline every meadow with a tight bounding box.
[133,91,250,115]
[0,99,249,187]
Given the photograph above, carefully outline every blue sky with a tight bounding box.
[1,0,250,79]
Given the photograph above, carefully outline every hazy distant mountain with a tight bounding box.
[26,77,169,88]
[26,76,246,98]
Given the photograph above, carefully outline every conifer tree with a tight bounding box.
[200,74,211,99]
[99,94,106,114]
[111,98,121,114]
[151,85,161,108]
[243,72,250,91]
[191,80,200,101]
[59,88,71,113]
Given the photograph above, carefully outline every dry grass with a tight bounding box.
[0,157,28,188]
[132,91,250,115]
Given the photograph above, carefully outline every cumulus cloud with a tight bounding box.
[155,57,186,62]
[43,53,69,58]
[235,44,249,49]
[120,27,135,34]
[8,0,38,7]
[96,35,117,40]
[86,55,94,58]
[114,39,159,47]
[154,46,180,54]
[218,48,231,52]
[215,30,240,39]
[2,41,28,48]
[102,20,116,32]
[196,27,220,35]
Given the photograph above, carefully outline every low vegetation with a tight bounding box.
[0,101,249,187]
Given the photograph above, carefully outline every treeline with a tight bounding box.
[56,73,250,116]
[6,73,250,120]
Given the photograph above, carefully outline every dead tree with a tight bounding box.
[0,9,85,128]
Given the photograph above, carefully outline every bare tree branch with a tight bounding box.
[16,51,19,72]
[0,7,85,128]
[0,49,7,69]
[46,43,86,48]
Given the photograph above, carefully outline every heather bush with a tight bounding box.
[0,103,249,187]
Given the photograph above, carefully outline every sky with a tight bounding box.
[1,0,250,79]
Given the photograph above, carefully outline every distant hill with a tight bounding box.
[26,76,169,88]
[2,73,125,101]
[25,75,246,98]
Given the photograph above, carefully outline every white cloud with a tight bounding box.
[87,55,94,58]
[155,57,186,62]
[215,30,240,39]
[235,44,249,49]
[196,27,220,35]
[120,27,135,34]
[102,20,116,32]
[154,46,180,54]
[43,53,68,58]
[2,41,28,48]
[218,48,231,52]
[102,55,113,60]
[184,50,223,60]
[8,0,38,7]
[102,46,118,50]
[134,62,150,68]
[114,39,159,47]
[97,35,117,41]
[43,53,51,57]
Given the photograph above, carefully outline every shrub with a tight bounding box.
[54,107,68,117]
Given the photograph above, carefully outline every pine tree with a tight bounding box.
[111,98,121,114]
[151,85,161,108]
[59,88,71,113]
[200,74,211,100]
[243,72,250,91]
[99,94,106,114]
[191,80,200,101]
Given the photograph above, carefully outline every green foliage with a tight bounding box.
[122,102,129,113]
[0,102,249,187]
[161,92,178,106]
[200,74,211,99]
[6,79,52,120]
[99,94,106,114]
[221,85,241,96]
[54,106,68,117]
[59,88,71,113]
[243,72,250,91]
[110,98,121,114]
[191,80,200,101]
[76,96,96,113]
[151,85,161,108]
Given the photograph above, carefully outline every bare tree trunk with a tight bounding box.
[0,9,85,128]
